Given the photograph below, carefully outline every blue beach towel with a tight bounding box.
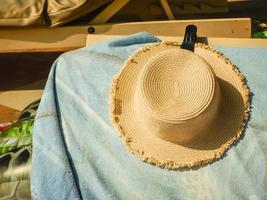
[31,32,267,200]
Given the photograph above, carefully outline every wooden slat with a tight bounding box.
[0,104,21,123]
[160,0,175,20]
[0,80,45,111]
[0,18,251,53]
[89,18,251,38]
[87,34,267,47]
[0,26,89,53]
[0,90,43,111]
[90,0,130,24]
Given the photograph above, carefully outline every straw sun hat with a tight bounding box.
[109,37,250,169]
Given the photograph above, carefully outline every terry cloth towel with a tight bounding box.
[31,32,267,200]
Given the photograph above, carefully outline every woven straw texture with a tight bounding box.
[110,42,250,169]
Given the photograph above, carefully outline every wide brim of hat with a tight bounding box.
[109,42,250,169]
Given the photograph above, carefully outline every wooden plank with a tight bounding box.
[0,26,88,53]
[0,104,21,123]
[87,34,267,47]
[0,89,42,111]
[88,18,251,38]
[90,0,130,24]
[159,0,175,20]
[162,36,267,47]
[0,80,45,111]
[0,18,251,53]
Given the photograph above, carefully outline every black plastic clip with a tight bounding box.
[181,25,197,52]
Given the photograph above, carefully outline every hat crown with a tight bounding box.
[140,49,216,122]
[135,49,221,144]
